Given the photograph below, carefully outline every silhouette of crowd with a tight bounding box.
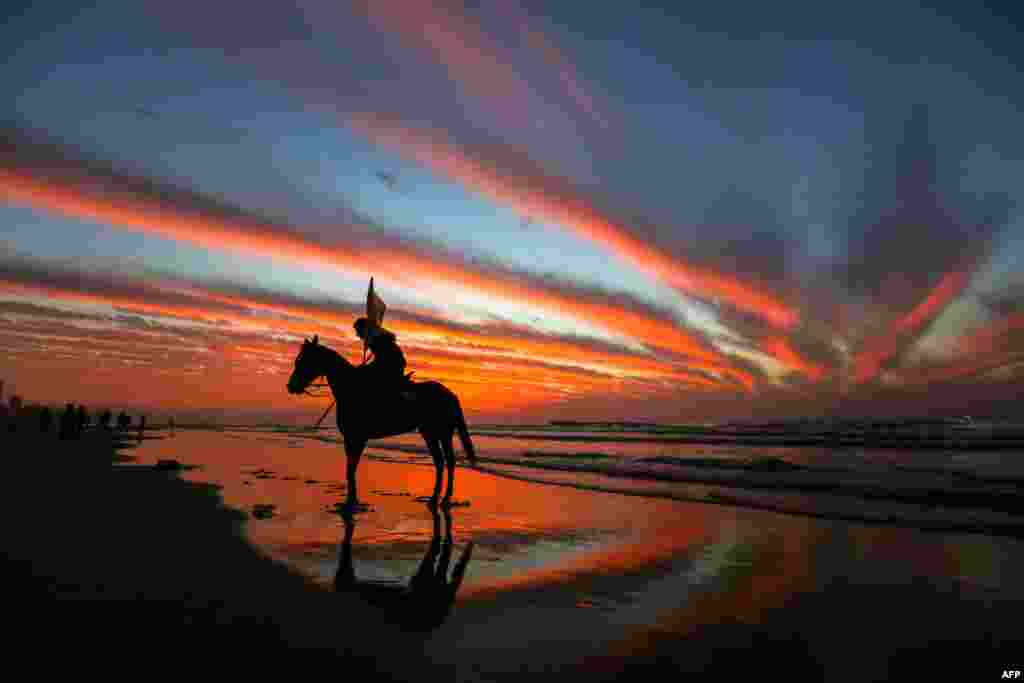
[0,380,152,440]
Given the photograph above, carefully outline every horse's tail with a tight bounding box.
[454,396,477,465]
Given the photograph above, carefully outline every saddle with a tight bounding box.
[360,368,416,405]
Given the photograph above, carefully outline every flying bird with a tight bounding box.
[133,106,160,121]
[375,171,399,191]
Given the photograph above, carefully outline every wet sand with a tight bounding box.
[3,428,1022,679]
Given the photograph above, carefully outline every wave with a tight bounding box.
[472,429,1024,450]
[474,461,1024,539]
[351,446,1024,539]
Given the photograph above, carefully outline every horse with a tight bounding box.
[287,335,477,509]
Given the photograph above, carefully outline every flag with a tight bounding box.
[367,277,386,328]
[364,277,386,356]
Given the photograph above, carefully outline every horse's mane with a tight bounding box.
[311,341,363,376]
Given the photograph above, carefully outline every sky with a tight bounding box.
[1,0,1022,424]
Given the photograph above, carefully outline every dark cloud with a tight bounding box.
[0,258,249,320]
[835,104,1007,311]
[980,286,1024,317]
[690,185,795,294]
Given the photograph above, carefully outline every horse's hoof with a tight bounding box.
[328,501,371,517]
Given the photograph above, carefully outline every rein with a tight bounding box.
[303,376,334,429]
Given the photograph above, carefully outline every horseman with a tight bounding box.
[355,277,412,400]
[354,317,409,396]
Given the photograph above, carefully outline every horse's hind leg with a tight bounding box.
[425,437,445,506]
[441,432,457,505]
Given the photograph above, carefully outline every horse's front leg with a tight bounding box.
[344,436,366,508]
[441,435,457,505]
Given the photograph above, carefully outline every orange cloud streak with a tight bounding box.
[348,116,799,329]
[3,271,731,389]
[0,168,369,278]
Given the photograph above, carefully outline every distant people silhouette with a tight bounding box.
[334,504,474,632]
[117,410,131,431]
[76,405,88,435]
[7,395,21,432]
[39,406,52,433]
[287,335,477,510]
[4,395,17,432]
[99,409,112,430]
[138,415,146,442]
[60,403,75,440]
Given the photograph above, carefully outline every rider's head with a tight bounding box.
[353,317,369,340]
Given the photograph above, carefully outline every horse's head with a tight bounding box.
[287,335,324,395]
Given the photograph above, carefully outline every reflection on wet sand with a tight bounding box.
[335,504,474,632]
[576,521,1024,680]
[130,430,1024,678]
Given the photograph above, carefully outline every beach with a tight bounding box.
[0,429,431,675]
[3,426,1023,679]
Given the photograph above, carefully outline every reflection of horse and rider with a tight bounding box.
[334,504,474,632]
[288,278,477,511]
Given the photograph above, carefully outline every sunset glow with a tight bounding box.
[2,1,1021,423]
